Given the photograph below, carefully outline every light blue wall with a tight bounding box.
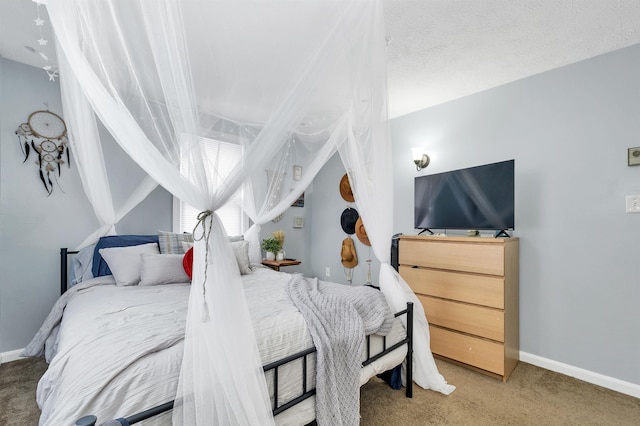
[389,44,640,385]
[259,190,312,277]
[0,58,171,353]
[309,153,380,286]
[308,44,640,386]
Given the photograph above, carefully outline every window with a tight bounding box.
[173,137,246,236]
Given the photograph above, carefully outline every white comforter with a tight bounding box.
[26,268,406,426]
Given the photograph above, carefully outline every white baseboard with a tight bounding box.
[0,348,25,365]
[520,351,640,399]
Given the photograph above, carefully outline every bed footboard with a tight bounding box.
[74,401,174,426]
[73,302,414,426]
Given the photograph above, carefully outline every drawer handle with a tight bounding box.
[412,265,418,269]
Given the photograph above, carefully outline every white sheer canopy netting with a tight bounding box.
[48,0,454,424]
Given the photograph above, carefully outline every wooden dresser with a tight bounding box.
[399,235,519,382]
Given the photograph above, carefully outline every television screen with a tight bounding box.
[414,160,514,231]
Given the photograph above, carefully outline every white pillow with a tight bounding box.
[139,253,190,286]
[182,240,253,275]
[98,243,160,286]
[182,239,251,275]
[231,240,252,275]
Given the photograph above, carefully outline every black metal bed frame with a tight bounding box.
[61,248,413,426]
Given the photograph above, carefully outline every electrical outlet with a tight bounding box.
[325,267,331,277]
[626,195,640,213]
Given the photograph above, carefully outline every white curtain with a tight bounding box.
[334,2,453,392]
[243,126,345,263]
[58,52,160,249]
[48,0,452,424]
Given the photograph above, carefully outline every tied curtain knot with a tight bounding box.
[193,210,214,322]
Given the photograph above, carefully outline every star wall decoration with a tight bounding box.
[32,0,58,81]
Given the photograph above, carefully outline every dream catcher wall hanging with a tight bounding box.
[15,110,70,195]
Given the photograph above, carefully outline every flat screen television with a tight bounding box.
[414,159,514,234]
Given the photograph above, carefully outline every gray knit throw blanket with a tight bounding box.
[286,274,394,426]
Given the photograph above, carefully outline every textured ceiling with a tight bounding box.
[383,0,640,117]
[2,0,640,118]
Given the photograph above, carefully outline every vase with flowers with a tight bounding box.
[272,230,286,261]
[261,237,282,261]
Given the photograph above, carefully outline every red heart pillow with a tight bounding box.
[183,247,193,280]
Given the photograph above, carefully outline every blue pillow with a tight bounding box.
[92,235,159,277]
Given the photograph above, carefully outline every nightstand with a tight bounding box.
[261,259,301,271]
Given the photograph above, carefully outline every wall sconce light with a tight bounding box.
[412,147,430,171]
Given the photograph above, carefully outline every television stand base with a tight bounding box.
[417,228,435,236]
[495,230,511,238]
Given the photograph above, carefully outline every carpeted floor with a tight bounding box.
[1,356,639,425]
[360,360,640,425]
[0,357,47,426]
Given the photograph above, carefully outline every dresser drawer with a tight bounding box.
[399,239,504,275]
[400,266,504,309]
[419,296,504,342]
[429,325,505,375]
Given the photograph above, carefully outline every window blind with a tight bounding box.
[176,137,244,236]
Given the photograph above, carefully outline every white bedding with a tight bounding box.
[29,268,407,426]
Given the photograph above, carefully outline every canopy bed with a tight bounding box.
[28,0,455,424]
[24,238,414,425]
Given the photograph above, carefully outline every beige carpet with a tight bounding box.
[1,356,639,425]
[361,359,640,426]
[0,357,47,426]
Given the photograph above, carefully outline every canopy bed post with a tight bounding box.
[60,248,78,295]
[60,248,67,295]
[406,301,414,398]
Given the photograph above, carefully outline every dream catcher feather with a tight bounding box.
[15,110,70,195]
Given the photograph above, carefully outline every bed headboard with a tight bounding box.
[60,248,78,295]
[59,235,160,295]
